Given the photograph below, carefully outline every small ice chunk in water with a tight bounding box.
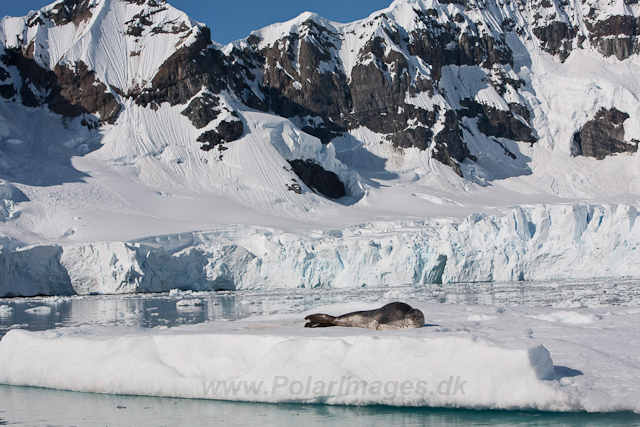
[0,305,14,316]
[25,306,52,315]
[176,299,204,307]
[8,323,28,329]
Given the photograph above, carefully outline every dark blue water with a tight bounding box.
[1,385,639,427]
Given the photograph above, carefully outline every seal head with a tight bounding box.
[405,308,425,328]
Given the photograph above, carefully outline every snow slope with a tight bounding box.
[1,301,639,412]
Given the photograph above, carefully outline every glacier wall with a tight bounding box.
[1,203,638,296]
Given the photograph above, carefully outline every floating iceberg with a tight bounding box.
[24,306,53,315]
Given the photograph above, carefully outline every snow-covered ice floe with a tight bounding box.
[1,203,639,296]
[1,302,639,412]
[23,306,53,315]
[176,298,204,308]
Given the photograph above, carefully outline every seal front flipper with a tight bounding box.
[304,313,338,328]
[304,322,337,328]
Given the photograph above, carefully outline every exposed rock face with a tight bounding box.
[220,44,269,111]
[197,119,244,151]
[125,6,163,36]
[573,108,638,159]
[259,20,352,142]
[0,63,15,98]
[533,22,576,62]
[2,1,252,146]
[458,99,536,143]
[217,120,244,142]
[134,29,227,107]
[196,131,224,151]
[181,93,220,129]
[36,0,627,176]
[586,16,639,61]
[236,7,535,176]
[0,66,10,81]
[0,49,120,123]
[432,110,473,176]
[288,159,346,199]
[348,35,443,150]
[406,22,513,79]
[286,180,302,194]
[0,84,16,99]
[130,27,250,143]
[43,0,95,26]
[47,62,121,124]
[478,105,536,143]
[1,48,50,108]
[131,24,263,112]
[529,2,640,62]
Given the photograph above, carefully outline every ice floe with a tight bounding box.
[1,302,638,412]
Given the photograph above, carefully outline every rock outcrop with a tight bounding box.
[586,15,640,61]
[0,49,120,123]
[288,159,346,199]
[181,93,220,129]
[48,61,121,124]
[573,108,638,159]
[197,118,244,151]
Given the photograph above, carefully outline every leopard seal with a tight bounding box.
[304,302,425,330]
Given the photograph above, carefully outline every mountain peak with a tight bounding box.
[239,10,339,49]
[1,0,202,91]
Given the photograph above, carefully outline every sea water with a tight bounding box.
[1,384,639,427]
[1,280,640,426]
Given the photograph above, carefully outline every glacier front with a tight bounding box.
[1,203,638,296]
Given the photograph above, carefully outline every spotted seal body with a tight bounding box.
[304,302,425,330]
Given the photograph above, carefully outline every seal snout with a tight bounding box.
[304,313,337,328]
[407,308,425,327]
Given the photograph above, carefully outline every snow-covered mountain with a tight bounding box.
[0,0,639,295]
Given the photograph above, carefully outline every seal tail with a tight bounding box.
[304,313,337,328]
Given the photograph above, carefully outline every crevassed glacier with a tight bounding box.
[0,203,638,296]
